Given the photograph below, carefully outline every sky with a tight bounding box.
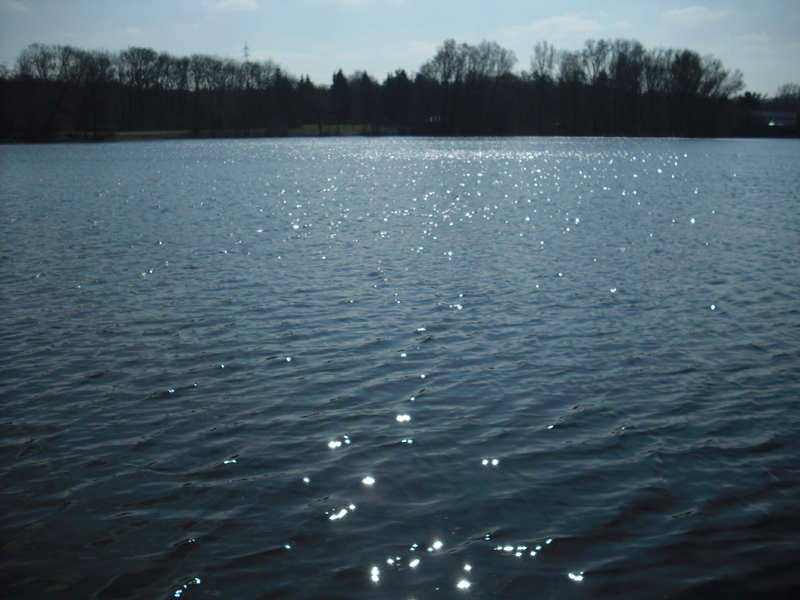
[0,0,798,96]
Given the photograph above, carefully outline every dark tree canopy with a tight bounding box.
[0,38,795,141]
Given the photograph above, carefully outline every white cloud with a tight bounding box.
[402,41,438,57]
[663,7,731,27]
[309,0,402,4]
[0,0,30,12]
[735,33,771,43]
[269,51,321,64]
[743,44,777,56]
[509,13,630,39]
[202,0,259,10]
[335,50,364,61]
[124,27,145,36]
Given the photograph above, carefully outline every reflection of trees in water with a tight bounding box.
[1,38,796,140]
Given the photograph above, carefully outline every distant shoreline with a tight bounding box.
[5,39,797,141]
[0,124,416,144]
[2,127,798,143]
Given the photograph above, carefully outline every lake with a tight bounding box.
[1,137,799,599]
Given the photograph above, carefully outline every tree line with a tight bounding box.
[0,38,797,140]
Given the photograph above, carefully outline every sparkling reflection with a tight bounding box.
[173,577,202,598]
[9,139,776,600]
[329,508,348,520]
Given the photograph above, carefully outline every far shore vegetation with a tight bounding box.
[1,38,798,143]
[28,124,395,143]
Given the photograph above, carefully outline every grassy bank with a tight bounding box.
[1,124,403,143]
[114,130,194,140]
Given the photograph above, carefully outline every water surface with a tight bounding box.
[1,137,799,599]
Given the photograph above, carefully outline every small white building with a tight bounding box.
[751,110,797,128]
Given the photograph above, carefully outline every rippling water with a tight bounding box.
[2,137,799,599]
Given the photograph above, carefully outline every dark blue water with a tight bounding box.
[1,137,799,599]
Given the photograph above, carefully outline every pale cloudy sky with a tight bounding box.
[0,0,798,95]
